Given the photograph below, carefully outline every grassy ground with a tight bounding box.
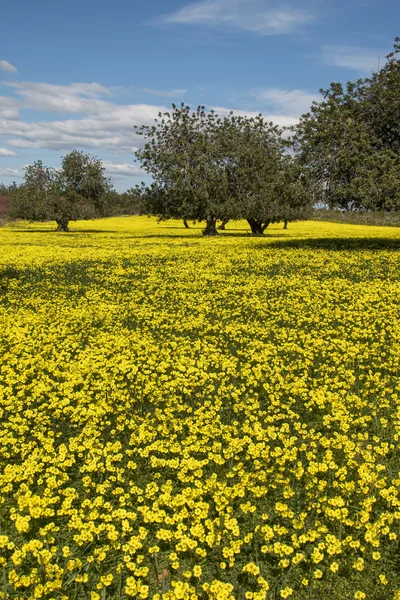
[1,217,400,600]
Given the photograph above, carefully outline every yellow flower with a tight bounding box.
[100,574,113,587]
[193,565,202,577]
[243,563,260,576]
[2,217,400,600]
[314,569,323,579]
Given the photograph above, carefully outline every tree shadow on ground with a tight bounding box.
[220,231,291,238]
[8,225,400,249]
[7,228,126,235]
[259,237,400,251]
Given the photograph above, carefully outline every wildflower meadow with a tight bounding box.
[1,217,400,600]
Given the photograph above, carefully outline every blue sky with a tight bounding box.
[0,0,399,190]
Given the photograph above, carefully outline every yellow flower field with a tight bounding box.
[1,217,400,600]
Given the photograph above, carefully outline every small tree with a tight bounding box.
[57,150,114,230]
[218,112,278,234]
[9,161,61,223]
[9,151,114,231]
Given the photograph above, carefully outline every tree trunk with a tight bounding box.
[218,219,229,230]
[262,221,271,232]
[56,218,70,232]
[247,219,270,235]
[183,219,190,229]
[203,218,218,236]
[283,220,288,229]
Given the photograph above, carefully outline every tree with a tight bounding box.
[57,150,114,230]
[8,161,61,223]
[218,219,229,230]
[136,105,312,235]
[9,151,114,231]
[217,112,281,234]
[219,112,313,234]
[135,104,240,236]
[293,38,400,212]
[359,38,400,154]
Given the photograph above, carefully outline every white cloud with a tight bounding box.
[143,88,188,98]
[0,96,20,119]
[322,45,383,72]
[0,167,23,178]
[3,117,149,151]
[0,147,17,156]
[7,81,188,109]
[0,80,312,174]
[209,105,299,128]
[0,60,17,73]
[159,0,313,35]
[253,88,319,116]
[5,81,112,115]
[0,81,169,152]
[103,162,146,179]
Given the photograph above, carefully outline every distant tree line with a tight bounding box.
[312,208,400,227]
[0,182,19,196]
[4,37,400,234]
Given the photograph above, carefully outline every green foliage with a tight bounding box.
[136,105,312,235]
[9,161,61,222]
[293,38,400,212]
[136,105,235,235]
[108,189,144,216]
[360,37,400,154]
[9,151,114,231]
[60,150,114,221]
[219,113,312,233]
[313,208,400,227]
[0,181,19,196]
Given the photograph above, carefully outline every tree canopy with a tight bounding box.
[135,105,234,235]
[219,113,313,233]
[293,38,400,212]
[9,151,114,231]
[136,104,312,235]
